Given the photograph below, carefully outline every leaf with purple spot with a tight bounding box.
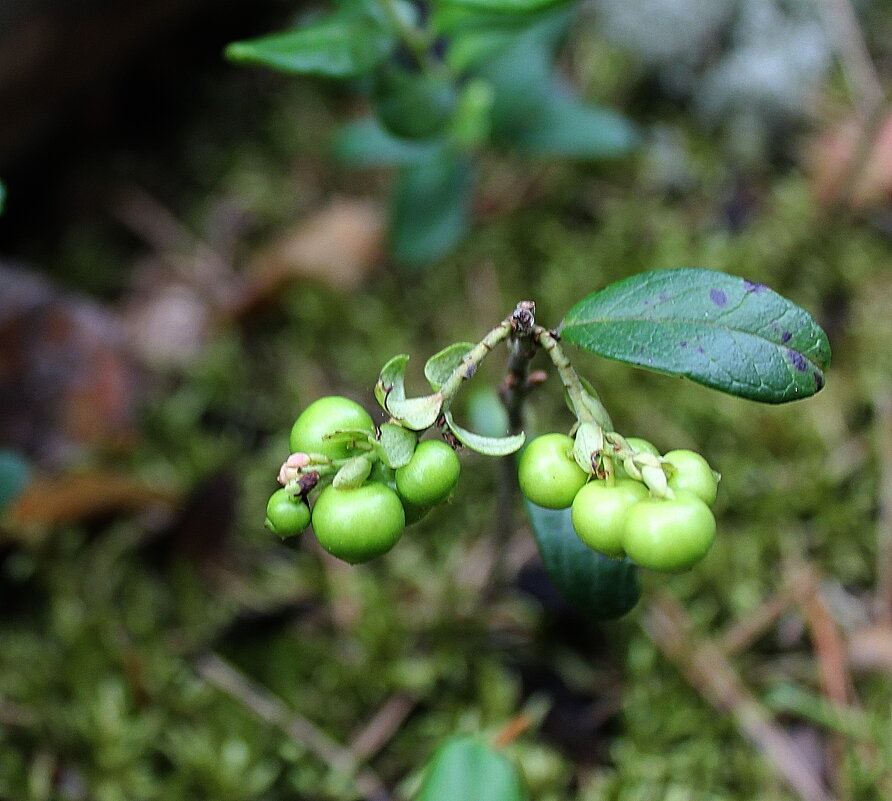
[560,268,831,403]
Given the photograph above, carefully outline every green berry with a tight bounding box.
[622,493,716,573]
[663,449,718,506]
[395,439,460,507]
[311,482,405,564]
[571,479,649,558]
[518,433,587,510]
[265,488,311,538]
[289,396,374,459]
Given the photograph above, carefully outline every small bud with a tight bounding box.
[278,452,312,485]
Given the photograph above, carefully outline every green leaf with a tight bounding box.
[332,455,373,488]
[435,0,568,13]
[561,268,831,404]
[501,88,639,158]
[378,422,418,468]
[444,411,525,456]
[424,342,476,390]
[386,394,444,430]
[416,736,528,801]
[375,353,411,410]
[391,152,474,267]
[332,119,446,166]
[479,10,638,159]
[375,354,443,429]
[0,450,31,514]
[525,500,641,619]
[225,9,395,78]
[0,181,6,216]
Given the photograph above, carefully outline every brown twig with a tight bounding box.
[800,572,858,801]
[348,693,417,762]
[643,592,834,801]
[195,652,393,801]
[874,392,892,624]
[719,566,821,655]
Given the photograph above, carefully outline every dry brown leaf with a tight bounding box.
[4,471,177,534]
[241,197,385,305]
[0,263,139,467]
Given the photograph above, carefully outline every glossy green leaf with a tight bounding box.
[0,450,31,513]
[332,119,445,167]
[424,342,475,390]
[225,9,395,78]
[561,268,831,403]
[391,152,474,267]
[444,411,525,456]
[416,736,528,801]
[526,501,641,619]
[332,455,373,489]
[378,422,417,468]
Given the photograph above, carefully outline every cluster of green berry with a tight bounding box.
[518,433,719,572]
[264,396,461,563]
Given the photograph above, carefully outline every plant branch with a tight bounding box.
[438,316,516,411]
[195,652,393,801]
[533,325,612,431]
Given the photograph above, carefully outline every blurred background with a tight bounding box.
[1,0,891,798]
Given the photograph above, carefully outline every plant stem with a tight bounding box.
[533,325,612,431]
[379,0,435,73]
[438,318,514,411]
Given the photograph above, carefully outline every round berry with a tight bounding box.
[663,449,718,506]
[265,488,311,538]
[622,494,716,573]
[289,396,374,459]
[571,479,649,558]
[311,482,405,564]
[518,433,587,510]
[395,439,460,507]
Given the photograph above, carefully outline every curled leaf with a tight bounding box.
[444,411,525,456]
[424,342,476,390]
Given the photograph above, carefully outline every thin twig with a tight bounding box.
[643,592,834,801]
[719,566,821,655]
[800,572,858,801]
[874,391,892,624]
[195,652,393,801]
[348,693,417,762]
